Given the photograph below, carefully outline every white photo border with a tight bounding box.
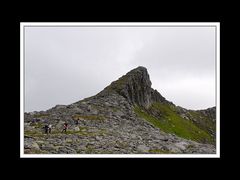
[20,22,220,158]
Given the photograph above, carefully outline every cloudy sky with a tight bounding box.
[24,25,216,112]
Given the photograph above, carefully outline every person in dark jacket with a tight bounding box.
[62,123,68,133]
[44,124,49,134]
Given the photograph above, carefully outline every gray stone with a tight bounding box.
[74,127,80,131]
[56,120,65,129]
[174,141,189,151]
[25,140,40,150]
[137,145,150,153]
[54,105,66,110]
[58,146,77,154]
[130,134,137,139]
[95,136,102,141]
[65,138,73,143]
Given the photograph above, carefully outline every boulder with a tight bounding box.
[54,105,66,110]
[74,127,80,131]
[137,144,150,153]
[24,140,40,150]
[95,136,102,141]
[174,141,189,151]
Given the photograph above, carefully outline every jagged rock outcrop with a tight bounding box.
[24,66,216,154]
[98,66,168,108]
[197,107,216,121]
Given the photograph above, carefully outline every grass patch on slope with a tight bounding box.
[134,103,214,144]
[149,149,173,154]
[24,130,45,138]
[30,122,43,128]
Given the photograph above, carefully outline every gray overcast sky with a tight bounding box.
[25,26,216,112]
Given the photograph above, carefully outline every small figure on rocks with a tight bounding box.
[48,124,52,134]
[62,123,68,133]
[44,124,49,134]
[74,119,79,125]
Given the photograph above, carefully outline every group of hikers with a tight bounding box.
[43,123,69,134]
[41,117,80,134]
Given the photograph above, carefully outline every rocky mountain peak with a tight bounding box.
[24,66,216,154]
[98,66,167,108]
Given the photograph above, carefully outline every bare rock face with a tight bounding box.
[99,66,167,108]
[197,107,216,121]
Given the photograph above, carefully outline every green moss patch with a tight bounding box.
[24,130,45,138]
[134,103,214,144]
[149,149,172,154]
[30,122,43,128]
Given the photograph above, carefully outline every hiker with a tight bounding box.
[62,123,68,133]
[74,119,79,125]
[48,124,52,134]
[44,124,49,134]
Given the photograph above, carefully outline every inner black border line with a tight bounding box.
[22,24,219,156]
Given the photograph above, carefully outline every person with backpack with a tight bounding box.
[62,123,68,133]
[74,119,79,125]
[44,124,49,134]
[48,124,52,134]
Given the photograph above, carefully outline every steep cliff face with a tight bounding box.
[99,66,168,108]
[24,66,216,154]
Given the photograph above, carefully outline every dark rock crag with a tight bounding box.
[98,66,168,107]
